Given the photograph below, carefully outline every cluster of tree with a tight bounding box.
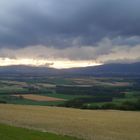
[59,93,140,110]
[0,100,7,104]
[72,99,140,111]
[101,100,140,110]
[59,96,113,108]
[56,85,125,98]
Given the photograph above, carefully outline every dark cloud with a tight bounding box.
[0,0,140,48]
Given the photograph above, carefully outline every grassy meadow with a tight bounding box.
[0,123,80,140]
[0,104,140,140]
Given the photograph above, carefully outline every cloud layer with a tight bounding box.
[0,0,140,65]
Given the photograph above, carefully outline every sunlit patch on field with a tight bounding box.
[13,94,66,102]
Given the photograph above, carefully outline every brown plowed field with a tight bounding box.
[13,94,65,102]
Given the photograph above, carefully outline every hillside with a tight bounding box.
[64,62,140,76]
[0,104,140,140]
[0,62,140,76]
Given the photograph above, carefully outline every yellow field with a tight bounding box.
[13,94,65,101]
[0,104,140,140]
[70,78,131,86]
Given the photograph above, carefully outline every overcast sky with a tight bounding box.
[0,0,140,67]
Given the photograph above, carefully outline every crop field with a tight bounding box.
[0,104,140,140]
[70,78,132,86]
[13,94,66,102]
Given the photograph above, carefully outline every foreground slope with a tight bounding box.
[0,104,140,140]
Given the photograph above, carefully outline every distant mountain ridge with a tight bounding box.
[64,62,140,75]
[0,62,140,76]
[0,65,60,75]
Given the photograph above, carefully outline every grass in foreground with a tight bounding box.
[0,123,80,140]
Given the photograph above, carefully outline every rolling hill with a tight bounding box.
[0,62,140,76]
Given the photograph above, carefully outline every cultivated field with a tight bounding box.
[0,104,140,140]
[13,94,65,101]
[70,78,131,86]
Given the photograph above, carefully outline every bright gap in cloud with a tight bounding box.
[0,58,102,69]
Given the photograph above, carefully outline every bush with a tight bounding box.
[0,100,7,104]
[101,103,117,109]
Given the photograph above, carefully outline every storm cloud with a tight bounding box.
[0,0,140,65]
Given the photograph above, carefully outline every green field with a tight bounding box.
[0,123,80,140]
[0,76,140,110]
